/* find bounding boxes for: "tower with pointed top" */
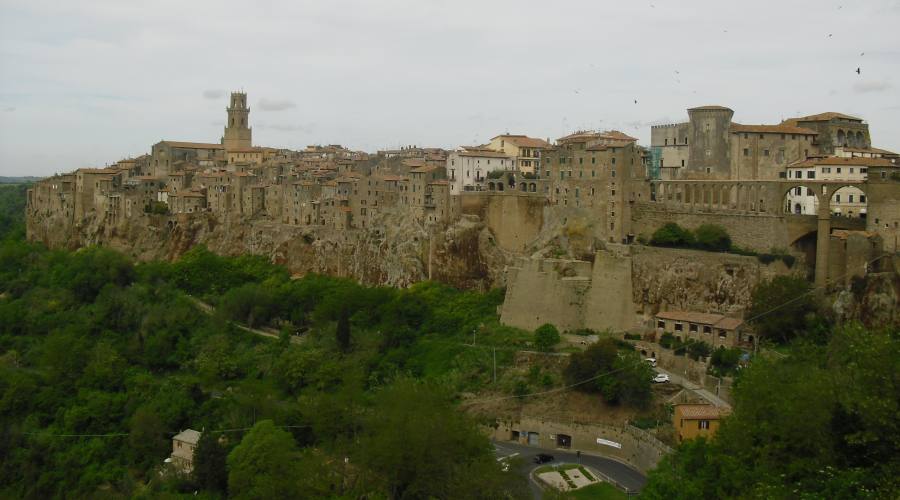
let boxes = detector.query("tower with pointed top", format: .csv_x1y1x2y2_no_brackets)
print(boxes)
223,91,252,151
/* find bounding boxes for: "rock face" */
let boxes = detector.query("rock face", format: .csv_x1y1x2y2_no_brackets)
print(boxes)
28,209,513,290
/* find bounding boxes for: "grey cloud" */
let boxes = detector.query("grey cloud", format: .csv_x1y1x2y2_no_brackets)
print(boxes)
853,81,892,93
258,98,296,111
3,107,15,112
203,89,225,99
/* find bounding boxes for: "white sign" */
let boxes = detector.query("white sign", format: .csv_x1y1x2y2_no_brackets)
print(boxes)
596,438,622,449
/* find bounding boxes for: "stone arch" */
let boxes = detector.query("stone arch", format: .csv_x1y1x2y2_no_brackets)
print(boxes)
519,182,527,191
828,184,868,218
782,183,823,215
856,131,865,148
837,129,846,147
497,182,505,191
488,182,496,191
529,182,537,192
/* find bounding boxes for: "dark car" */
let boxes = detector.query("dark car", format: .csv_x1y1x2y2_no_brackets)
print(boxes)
533,453,555,464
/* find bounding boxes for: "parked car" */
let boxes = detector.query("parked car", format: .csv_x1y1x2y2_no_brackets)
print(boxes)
652,373,670,383
644,357,657,367
533,453,555,464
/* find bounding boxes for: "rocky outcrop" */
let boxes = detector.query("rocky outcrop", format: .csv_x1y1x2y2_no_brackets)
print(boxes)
28,209,513,290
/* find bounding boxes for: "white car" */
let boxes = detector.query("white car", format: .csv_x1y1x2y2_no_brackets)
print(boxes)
652,373,670,383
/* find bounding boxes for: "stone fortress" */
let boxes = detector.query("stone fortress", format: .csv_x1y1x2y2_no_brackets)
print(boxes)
26,92,900,335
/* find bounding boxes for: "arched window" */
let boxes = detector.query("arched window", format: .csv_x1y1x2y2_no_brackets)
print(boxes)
837,129,846,147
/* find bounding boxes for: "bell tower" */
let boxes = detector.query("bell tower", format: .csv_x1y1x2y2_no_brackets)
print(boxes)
223,91,252,151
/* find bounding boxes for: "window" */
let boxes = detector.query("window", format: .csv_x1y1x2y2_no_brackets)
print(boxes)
806,171,815,179
579,157,583,165
665,138,668,145
807,188,814,196
759,134,764,139
780,134,785,140
743,133,748,139
795,187,802,196
682,160,685,167
674,323,684,332
703,325,712,334
612,157,616,165
860,168,867,174
860,195,866,203
835,194,841,202
743,148,749,156
699,420,710,430
837,168,842,173
795,171,802,179
657,320,665,329
689,323,698,333
849,167,855,174
849,195,854,203
764,149,770,157
591,157,596,164
684,137,688,144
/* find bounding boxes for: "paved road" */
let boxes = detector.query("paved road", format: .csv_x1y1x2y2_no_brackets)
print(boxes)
655,366,731,408
493,440,646,499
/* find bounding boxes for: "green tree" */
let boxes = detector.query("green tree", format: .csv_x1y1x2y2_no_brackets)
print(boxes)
193,431,228,494
748,275,817,344
128,406,169,469
336,308,351,353
356,378,524,499
693,224,732,252
533,323,560,352
227,420,300,499
650,222,695,248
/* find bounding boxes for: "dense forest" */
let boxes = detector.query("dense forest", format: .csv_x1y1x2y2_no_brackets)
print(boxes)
0,184,534,498
1,184,898,499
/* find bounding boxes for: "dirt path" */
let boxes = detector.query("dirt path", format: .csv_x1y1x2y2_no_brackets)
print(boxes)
186,295,303,344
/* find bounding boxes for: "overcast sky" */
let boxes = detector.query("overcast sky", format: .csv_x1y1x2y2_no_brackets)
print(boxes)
1,0,898,176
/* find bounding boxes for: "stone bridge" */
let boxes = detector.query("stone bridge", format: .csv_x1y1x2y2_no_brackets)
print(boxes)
649,179,869,286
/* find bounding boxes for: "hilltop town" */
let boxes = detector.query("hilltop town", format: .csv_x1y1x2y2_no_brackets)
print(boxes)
25,92,900,334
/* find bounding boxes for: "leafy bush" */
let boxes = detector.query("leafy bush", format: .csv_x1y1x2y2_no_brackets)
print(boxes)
659,332,676,349
623,333,641,341
748,275,818,344
533,323,560,352
564,339,652,407
650,223,695,248
710,346,742,375
694,224,732,252
687,340,712,360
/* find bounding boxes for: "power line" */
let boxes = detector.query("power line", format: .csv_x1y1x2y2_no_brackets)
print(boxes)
22,424,314,439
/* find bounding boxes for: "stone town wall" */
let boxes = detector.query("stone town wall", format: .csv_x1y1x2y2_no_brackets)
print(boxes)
631,202,790,252
501,245,791,333
488,416,673,473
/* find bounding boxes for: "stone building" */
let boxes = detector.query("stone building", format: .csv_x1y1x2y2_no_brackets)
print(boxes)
650,105,838,181
653,311,754,350
781,112,870,154
150,141,224,177
866,161,900,252
446,148,514,195
169,429,201,474
485,134,551,175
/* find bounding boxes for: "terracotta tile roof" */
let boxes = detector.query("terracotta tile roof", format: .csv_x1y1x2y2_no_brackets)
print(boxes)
558,130,637,144
676,404,724,420
786,112,863,123
656,311,745,330
688,105,733,112
457,150,512,159
228,147,263,153
492,135,552,149
839,146,897,155
656,310,725,325
173,429,201,445
161,141,224,150
730,123,818,135
789,156,895,168
428,179,450,185
77,168,114,174
410,165,441,173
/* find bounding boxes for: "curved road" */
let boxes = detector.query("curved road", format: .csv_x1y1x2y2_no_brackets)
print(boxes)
493,441,646,498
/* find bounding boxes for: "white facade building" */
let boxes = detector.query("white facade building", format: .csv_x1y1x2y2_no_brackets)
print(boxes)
784,157,883,218
446,148,514,195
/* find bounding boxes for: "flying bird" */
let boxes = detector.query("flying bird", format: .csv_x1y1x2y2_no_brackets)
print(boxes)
827,34,833,38
634,100,638,104
856,67,861,75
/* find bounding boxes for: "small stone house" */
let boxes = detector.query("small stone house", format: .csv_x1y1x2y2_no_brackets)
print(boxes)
654,311,756,350
673,404,727,442
170,429,201,474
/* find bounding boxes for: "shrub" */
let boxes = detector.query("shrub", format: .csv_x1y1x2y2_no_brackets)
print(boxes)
623,333,641,341
145,201,169,215
659,332,676,349
687,340,712,360
533,323,560,352
650,223,694,248
694,224,732,252
710,346,742,375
